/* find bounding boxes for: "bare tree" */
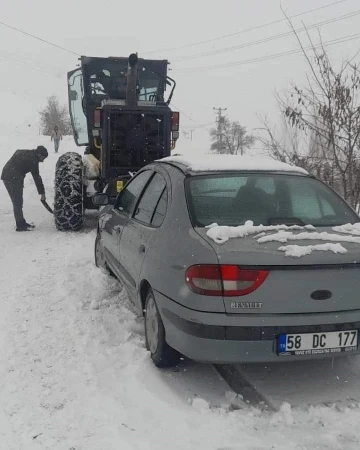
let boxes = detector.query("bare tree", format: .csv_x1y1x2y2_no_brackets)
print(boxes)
258,12,360,208
39,95,72,135
210,116,255,155
256,115,300,163
284,14,360,207
256,115,331,176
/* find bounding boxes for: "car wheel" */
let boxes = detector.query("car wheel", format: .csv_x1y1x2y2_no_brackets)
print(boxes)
95,233,114,276
145,289,179,368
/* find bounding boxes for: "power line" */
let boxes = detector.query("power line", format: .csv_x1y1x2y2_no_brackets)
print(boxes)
0,49,63,77
174,32,360,73
173,9,360,63
182,122,214,128
143,0,349,55
171,103,212,132
0,20,81,57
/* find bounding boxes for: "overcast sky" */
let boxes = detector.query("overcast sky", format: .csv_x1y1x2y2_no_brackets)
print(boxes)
1,0,359,153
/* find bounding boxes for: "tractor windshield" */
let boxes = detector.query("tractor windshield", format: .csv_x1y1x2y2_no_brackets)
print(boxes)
86,61,165,103
90,64,128,101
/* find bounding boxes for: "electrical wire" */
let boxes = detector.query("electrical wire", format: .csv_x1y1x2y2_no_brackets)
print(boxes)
181,122,215,128
0,20,209,131
0,50,63,77
173,9,360,62
0,20,81,57
143,0,350,55
171,103,212,131
174,32,360,73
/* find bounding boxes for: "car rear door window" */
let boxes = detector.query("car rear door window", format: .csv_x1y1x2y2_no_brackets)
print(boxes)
134,173,166,225
116,170,152,214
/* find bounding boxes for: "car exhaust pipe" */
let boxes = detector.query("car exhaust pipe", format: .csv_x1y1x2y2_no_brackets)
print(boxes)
126,53,139,108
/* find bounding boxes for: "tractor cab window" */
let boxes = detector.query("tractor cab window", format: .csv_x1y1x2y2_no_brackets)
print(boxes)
90,67,128,101
67,69,88,145
88,64,163,103
90,69,111,97
138,67,162,102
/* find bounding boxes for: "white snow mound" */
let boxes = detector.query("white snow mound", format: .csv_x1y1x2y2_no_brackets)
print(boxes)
278,243,347,258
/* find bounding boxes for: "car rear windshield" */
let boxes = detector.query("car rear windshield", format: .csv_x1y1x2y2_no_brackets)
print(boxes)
186,173,359,227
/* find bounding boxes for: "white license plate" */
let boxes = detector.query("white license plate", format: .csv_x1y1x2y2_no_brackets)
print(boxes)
277,330,358,356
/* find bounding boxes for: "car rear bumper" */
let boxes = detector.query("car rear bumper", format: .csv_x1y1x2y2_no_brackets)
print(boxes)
154,290,360,363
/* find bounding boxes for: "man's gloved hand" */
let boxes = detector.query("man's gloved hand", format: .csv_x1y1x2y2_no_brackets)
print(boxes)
41,194,46,202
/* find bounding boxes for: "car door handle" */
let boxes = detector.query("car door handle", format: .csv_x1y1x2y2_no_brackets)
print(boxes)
139,245,146,254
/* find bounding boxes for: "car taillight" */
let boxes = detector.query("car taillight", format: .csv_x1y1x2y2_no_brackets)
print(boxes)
171,112,179,131
185,265,268,297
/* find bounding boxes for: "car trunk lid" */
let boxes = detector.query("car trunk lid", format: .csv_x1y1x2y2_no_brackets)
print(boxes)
195,226,360,314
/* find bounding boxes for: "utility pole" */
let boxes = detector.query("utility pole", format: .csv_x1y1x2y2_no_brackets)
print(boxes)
213,107,227,152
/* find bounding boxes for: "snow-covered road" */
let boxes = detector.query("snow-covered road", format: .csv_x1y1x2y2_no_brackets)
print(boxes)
2,135,360,449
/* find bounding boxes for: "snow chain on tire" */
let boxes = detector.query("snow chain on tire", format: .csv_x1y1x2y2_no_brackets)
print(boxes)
54,152,84,231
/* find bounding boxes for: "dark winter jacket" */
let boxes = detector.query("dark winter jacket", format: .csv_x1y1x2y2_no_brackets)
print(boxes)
1,150,45,195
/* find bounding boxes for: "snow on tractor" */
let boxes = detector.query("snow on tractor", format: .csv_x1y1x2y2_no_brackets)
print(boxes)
54,53,179,231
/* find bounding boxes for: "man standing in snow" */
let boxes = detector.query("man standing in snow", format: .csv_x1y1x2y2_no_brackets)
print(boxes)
1,146,48,231
51,125,62,153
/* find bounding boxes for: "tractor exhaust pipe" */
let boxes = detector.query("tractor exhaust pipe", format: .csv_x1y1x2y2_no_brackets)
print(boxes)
126,53,139,107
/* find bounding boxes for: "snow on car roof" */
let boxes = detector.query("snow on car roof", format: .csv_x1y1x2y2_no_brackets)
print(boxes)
159,154,308,174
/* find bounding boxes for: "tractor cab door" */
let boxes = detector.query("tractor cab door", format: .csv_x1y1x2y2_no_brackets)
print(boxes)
67,68,89,146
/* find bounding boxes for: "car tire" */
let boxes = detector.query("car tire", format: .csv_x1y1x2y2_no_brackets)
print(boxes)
95,233,114,276
145,289,179,368
54,152,84,231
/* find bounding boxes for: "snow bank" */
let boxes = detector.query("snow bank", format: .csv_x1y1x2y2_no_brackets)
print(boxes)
160,154,308,174
191,397,211,413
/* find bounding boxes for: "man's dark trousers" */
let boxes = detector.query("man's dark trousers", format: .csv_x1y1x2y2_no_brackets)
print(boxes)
3,180,26,228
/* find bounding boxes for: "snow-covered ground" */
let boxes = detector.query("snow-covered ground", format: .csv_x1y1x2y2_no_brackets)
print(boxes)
2,135,360,449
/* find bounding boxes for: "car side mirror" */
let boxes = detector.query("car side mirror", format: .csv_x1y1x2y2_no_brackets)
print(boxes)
93,193,109,206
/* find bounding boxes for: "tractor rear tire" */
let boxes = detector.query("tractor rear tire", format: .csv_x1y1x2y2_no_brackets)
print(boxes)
54,152,84,231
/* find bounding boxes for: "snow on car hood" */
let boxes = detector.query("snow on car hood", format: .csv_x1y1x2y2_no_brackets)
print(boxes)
197,221,360,264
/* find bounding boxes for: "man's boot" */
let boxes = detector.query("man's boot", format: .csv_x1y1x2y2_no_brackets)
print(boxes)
16,225,30,232
16,220,34,231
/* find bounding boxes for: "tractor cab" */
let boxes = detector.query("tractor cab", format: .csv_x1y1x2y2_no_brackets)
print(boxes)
67,54,179,191
54,53,179,232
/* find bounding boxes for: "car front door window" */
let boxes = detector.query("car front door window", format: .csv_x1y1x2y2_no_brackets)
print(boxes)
116,171,152,214
133,173,167,225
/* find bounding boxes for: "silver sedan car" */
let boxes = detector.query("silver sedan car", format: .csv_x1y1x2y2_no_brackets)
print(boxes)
94,155,360,367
